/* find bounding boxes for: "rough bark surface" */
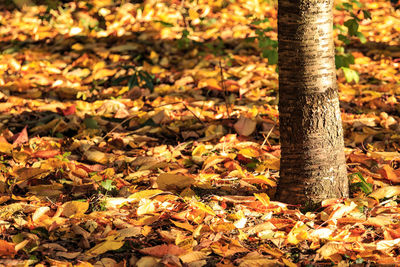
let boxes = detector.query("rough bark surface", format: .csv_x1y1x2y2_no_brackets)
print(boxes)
276,0,349,204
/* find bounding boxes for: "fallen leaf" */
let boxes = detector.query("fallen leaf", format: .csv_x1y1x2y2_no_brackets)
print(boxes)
157,173,194,191
12,126,28,146
140,244,186,258
369,186,400,200
85,237,125,259
62,201,89,217
234,116,257,136
0,240,16,257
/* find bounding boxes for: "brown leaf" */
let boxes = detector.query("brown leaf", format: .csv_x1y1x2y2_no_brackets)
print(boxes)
234,116,257,136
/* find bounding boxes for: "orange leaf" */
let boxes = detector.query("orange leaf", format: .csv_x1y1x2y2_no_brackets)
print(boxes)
378,165,400,183
33,150,60,159
140,244,186,258
0,240,16,256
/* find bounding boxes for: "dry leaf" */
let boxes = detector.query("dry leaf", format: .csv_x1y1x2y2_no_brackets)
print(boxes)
140,244,186,258
234,116,257,136
62,201,89,217
157,173,194,191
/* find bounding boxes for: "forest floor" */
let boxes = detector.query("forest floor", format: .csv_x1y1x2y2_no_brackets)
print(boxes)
0,0,399,266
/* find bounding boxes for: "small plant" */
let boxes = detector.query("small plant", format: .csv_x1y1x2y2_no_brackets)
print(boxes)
349,172,373,195
247,18,278,65
100,179,116,192
113,66,154,92
335,0,371,83
55,152,71,162
178,29,191,50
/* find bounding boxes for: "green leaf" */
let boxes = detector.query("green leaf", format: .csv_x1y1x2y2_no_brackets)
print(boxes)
335,5,344,11
356,32,367,44
355,257,364,264
335,53,354,69
344,19,359,36
251,18,269,25
336,46,345,53
84,117,99,129
350,173,373,195
342,2,353,11
363,10,371,20
128,73,138,89
342,67,360,83
338,34,350,45
351,0,362,8
139,71,154,91
153,20,174,27
101,179,116,191
262,49,278,65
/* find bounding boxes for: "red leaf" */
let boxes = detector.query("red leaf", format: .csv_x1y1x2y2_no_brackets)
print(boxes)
57,105,76,116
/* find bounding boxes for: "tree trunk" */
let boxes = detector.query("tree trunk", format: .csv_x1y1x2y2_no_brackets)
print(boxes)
276,0,349,205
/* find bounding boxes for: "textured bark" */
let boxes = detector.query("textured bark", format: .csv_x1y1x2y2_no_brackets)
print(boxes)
276,0,349,205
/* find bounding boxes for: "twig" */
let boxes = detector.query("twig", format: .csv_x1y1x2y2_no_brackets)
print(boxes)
219,60,231,119
261,123,275,149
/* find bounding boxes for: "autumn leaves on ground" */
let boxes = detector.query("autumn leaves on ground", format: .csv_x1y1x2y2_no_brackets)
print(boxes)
0,0,399,265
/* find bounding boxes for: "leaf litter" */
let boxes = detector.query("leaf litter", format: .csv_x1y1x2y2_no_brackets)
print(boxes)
0,0,399,266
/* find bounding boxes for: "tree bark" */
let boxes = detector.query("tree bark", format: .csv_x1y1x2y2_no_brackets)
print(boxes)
276,0,349,205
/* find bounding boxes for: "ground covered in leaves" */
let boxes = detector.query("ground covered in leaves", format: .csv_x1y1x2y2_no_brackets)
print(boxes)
0,0,400,266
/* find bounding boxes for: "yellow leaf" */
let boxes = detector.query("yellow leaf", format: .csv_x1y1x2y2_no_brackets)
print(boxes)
189,8,199,20
287,221,308,245
62,201,89,218
202,124,225,141
32,206,50,222
262,158,280,170
192,145,206,156
254,193,270,206
128,189,164,202
171,220,194,232
85,237,124,259
282,258,297,267
93,68,117,80
192,201,216,216
137,199,156,216
74,262,93,267
157,173,194,191
369,186,400,200
84,150,113,164
179,251,207,264
239,147,260,158
253,175,277,187
13,167,50,183
0,142,12,154
198,78,221,90
71,43,84,51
